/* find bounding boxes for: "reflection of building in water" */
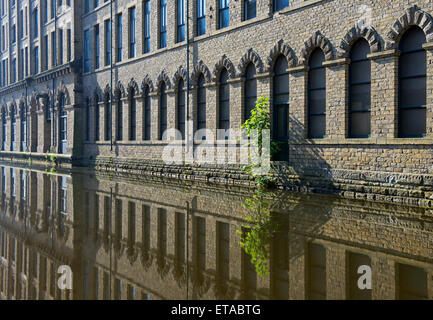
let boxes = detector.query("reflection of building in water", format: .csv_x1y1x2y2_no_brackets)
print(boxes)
0,165,432,300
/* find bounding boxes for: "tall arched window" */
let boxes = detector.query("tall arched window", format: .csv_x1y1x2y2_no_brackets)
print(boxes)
399,27,426,137
11,109,16,151
218,69,230,135
116,96,123,141
20,105,27,151
95,96,100,141
244,63,257,121
59,94,67,154
177,79,185,140
143,85,151,140
159,82,167,140
349,39,371,138
129,90,136,141
105,95,111,141
273,55,289,160
2,110,6,151
197,74,206,138
308,48,326,139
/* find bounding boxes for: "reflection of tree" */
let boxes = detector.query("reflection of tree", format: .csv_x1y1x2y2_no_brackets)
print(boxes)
238,188,278,276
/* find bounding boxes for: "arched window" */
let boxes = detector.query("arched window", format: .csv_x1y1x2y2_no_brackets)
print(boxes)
177,79,185,140
2,110,6,151
399,27,426,137
104,95,111,141
129,91,136,141
197,74,206,138
59,94,67,154
273,55,289,160
94,96,100,141
218,69,230,135
244,63,257,121
159,82,167,140
20,105,27,151
143,85,151,140
11,109,16,151
85,99,90,141
349,39,371,138
116,96,123,141
308,48,326,139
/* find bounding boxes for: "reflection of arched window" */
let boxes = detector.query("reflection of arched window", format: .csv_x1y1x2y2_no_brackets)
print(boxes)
59,94,67,153
218,69,230,132
129,90,136,141
197,74,206,136
177,79,185,140
116,96,123,141
272,55,289,161
85,99,90,141
104,95,111,141
349,39,371,138
159,83,167,140
143,86,151,140
94,96,100,141
308,48,326,139
399,27,426,138
244,63,257,121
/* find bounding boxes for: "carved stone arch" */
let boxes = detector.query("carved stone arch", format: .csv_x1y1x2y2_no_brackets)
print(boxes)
339,25,382,57
56,82,71,106
172,66,188,88
1,104,8,117
190,60,212,86
300,31,335,65
93,87,103,104
9,101,17,116
127,78,139,98
156,70,172,92
238,48,264,75
266,40,297,71
386,5,433,49
114,81,125,99
141,74,155,94
103,84,111,101
213,54,236,80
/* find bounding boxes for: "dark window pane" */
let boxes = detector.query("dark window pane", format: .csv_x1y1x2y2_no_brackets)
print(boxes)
399,27,426,52
350,84,371,111
350,60,371,84
400,51,426,77
400,77,426,107
309,89,326,114
309,115,326,138
399,108,426,137
350,112,371,138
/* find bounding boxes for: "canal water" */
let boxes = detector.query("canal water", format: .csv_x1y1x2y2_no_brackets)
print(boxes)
0,162,431,300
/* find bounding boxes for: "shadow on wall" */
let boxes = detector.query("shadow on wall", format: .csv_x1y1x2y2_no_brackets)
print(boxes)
271,115,334,193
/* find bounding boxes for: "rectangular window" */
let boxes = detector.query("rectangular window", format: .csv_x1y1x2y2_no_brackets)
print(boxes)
218,0,229,29
244,0,256,21
274,0,289,12
196,0,205,36
34,47,39,74
33,9,38,38
159,0,167,48
19,48,24,80
176,0,185,42
25,47,28,76
94,25,99,69
116,14,122,62
347,252,371,300
67,29,71,62
59,29,63,65
11,24,16,43
398,264,428,299
129,7,136,58
143,0,150,53
12,58,16,83
307,243,326,300
19,10,23,38
104,20,111,66
43,35,48,70
44,0,48,22
51,31,56,67
51,0,55,18
84,0,90,13
84,29,90,72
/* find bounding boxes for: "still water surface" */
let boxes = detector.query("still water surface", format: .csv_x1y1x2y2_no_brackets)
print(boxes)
0,163,432,300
